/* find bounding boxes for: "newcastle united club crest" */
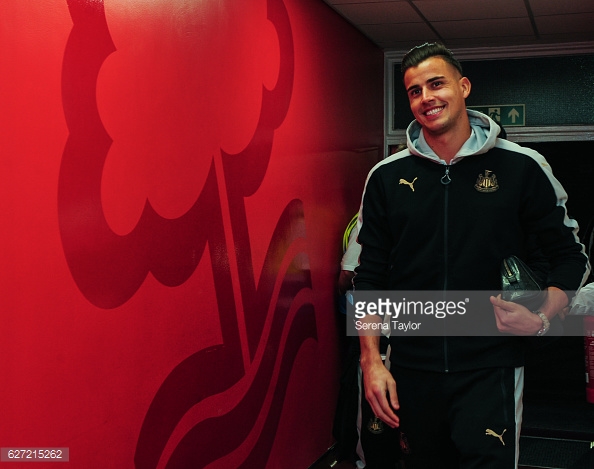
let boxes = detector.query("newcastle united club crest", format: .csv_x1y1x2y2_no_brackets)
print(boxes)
475,170,499,192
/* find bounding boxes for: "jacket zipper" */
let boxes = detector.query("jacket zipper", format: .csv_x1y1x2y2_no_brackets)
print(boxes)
441,164,451,372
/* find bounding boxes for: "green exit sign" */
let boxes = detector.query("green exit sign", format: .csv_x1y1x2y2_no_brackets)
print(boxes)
468,104,525,127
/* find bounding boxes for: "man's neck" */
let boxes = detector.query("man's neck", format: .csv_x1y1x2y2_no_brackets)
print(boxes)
423,111,472,164
424,125,472,164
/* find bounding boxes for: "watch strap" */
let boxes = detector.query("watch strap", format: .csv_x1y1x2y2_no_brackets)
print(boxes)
533,310,550,336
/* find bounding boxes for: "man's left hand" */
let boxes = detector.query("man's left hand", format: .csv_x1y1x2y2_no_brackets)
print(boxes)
490,294,542,335
491,287,568,335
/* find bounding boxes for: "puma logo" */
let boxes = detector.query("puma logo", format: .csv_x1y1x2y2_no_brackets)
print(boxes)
399,177,417,192
485,428,506,446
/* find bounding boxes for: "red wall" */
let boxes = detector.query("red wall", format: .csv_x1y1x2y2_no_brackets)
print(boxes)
0,0,383,467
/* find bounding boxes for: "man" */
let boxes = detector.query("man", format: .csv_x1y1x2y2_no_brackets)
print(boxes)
354,43,589,468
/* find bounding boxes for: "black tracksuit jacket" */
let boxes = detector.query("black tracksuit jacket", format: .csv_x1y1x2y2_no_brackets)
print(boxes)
354,111,590,372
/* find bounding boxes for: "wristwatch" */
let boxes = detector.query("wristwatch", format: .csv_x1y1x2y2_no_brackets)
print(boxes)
532,310,550,336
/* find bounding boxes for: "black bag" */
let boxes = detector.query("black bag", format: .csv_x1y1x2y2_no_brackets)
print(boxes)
501,255,546,311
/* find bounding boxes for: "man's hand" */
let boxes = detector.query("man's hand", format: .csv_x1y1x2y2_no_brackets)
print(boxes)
490,295,541,335
359,336,399,428
491,286,568,335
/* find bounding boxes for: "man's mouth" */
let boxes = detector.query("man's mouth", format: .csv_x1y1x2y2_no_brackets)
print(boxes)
425,106,445,116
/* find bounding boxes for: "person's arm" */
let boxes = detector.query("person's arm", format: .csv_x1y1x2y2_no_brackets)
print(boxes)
338,224,360,295
359,335,400,428
353,171,392,292
491,151,589,335
526,151,590,293
353,167,400,423
338,270,355,296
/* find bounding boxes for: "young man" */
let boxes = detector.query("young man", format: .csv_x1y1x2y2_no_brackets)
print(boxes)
354,43,590,468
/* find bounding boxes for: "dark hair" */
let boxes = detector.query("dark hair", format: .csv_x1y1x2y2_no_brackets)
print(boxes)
401,42,463,77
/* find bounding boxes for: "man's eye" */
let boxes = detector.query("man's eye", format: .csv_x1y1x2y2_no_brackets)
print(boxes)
432,81,443,87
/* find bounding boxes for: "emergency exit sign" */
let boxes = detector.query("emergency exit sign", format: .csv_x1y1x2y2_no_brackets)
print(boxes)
468,104,525,127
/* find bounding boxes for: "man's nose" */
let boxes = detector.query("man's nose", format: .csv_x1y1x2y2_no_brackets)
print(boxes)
421,87,433,101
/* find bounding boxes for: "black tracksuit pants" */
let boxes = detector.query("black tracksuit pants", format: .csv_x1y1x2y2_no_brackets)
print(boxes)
390,365,522,469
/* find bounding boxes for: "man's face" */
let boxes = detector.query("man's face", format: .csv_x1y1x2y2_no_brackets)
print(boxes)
403,56,470,137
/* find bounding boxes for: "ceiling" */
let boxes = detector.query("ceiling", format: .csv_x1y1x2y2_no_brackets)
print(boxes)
322,0,594,53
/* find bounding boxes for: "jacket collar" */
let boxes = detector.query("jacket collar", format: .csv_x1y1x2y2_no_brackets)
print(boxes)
406,109,501,164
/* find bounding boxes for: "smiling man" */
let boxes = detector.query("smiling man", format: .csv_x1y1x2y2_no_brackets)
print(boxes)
353,43,590,468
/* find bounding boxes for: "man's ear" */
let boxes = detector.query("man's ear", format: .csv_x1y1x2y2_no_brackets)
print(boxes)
460,77,471,98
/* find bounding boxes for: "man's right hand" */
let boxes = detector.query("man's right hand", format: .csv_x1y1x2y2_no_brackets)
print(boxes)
359,336,400,428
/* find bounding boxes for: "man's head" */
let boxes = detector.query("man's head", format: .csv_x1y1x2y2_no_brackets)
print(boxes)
401,42,463,77
401,42,471,142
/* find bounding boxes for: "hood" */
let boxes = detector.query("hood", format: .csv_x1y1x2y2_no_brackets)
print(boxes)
406,109,501,164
